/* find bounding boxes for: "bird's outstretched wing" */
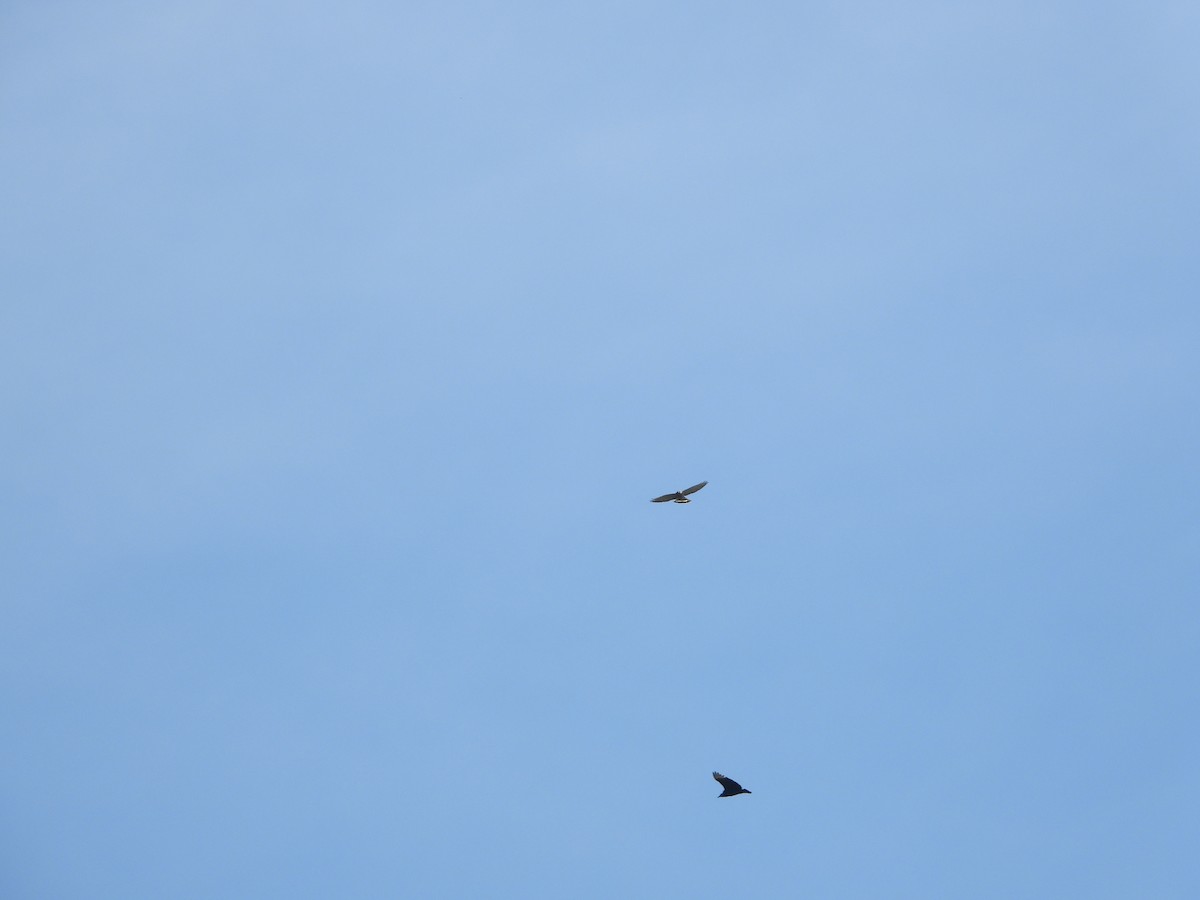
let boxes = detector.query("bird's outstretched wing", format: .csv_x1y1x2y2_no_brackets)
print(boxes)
713,772,744,794
651,492,681,503
681,481,708,496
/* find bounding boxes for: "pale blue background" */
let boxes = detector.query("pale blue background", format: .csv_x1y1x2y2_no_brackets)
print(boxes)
3,2,1198,897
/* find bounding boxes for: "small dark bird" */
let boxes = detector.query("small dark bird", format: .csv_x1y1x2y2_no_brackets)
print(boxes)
713,772,751,797
651,481,708,504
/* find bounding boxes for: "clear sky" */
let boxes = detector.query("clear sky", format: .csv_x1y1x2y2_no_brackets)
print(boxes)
3,2,1198,897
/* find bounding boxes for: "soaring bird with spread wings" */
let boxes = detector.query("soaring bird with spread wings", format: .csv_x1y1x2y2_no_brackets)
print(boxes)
712,772,751,797
651,481,708,504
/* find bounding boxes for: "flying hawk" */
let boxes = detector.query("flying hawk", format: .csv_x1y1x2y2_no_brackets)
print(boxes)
713,772,751,797
651,481,708,503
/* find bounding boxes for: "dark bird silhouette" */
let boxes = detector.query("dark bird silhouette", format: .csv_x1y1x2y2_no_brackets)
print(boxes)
651,481,708,504
713,772,751,797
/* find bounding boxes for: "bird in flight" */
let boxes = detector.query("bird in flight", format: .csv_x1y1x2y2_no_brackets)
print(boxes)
713,772,751,797
651,481,708,503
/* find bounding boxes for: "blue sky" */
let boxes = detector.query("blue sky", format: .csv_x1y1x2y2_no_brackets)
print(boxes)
3,1,1198,897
